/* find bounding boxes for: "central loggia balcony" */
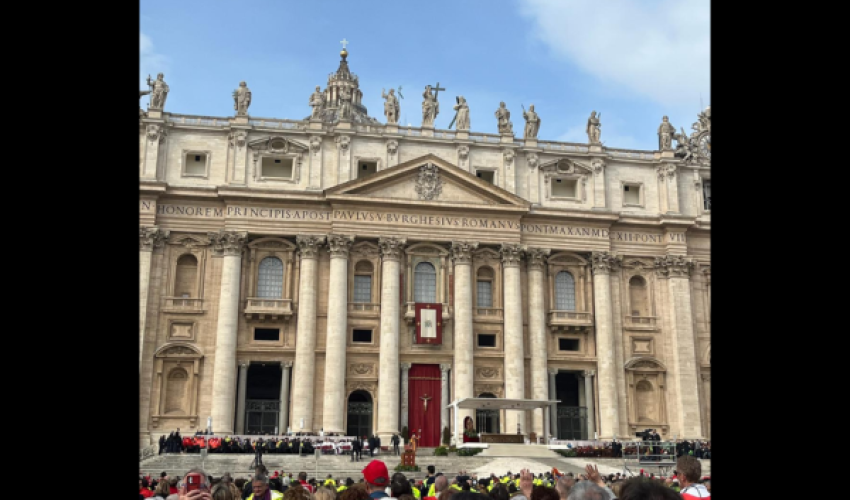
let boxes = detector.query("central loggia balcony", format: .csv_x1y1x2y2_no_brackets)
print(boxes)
243,298,294,321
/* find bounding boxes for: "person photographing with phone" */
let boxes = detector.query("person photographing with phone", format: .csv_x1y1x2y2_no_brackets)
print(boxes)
178,468,212,500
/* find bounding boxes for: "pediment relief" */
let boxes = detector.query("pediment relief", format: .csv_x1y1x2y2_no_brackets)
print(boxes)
247,136,309,155
406,242,449,256
168,234,211,248
473,248,501,262
155,342,203,359
625,357,666,372
547,251,589,266
325,154,530,209
623,258,654,269
351,241,379,257
248,237,296,251
539,158,592,178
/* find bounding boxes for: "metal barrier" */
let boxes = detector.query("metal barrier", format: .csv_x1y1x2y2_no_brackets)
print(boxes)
622,441,678,476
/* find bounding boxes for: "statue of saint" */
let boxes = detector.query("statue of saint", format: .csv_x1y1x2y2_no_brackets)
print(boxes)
146,73,169,110
523,104,540,139
586,111,601,144
422,85,439,127
658,116,675,150
233,81,252,116
453,96,470,130
339,87,352,120
495,102,513,135
382,88,400,124
309,86,325,119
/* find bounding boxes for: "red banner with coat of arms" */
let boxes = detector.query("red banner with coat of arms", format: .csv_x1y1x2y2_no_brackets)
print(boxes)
414,303,442,345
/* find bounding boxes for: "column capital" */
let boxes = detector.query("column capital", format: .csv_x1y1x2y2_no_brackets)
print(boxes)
400,362,412,371
451,240,479,265
238,360,250,368
378,236,407,261
209,230,248,257
327,234,355,259
583,369,596,378
296,234,326,259
140,226,169,252
591,251,621,275
654,254,694,279
440,363,452,373
282,360,293,369
526,247,551,271
500,243,526,268
547,367,559,376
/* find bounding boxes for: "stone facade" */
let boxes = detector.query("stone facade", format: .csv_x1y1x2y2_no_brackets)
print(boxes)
139,50,710,448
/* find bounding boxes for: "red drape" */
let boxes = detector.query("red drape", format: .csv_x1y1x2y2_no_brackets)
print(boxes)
408,364,441,447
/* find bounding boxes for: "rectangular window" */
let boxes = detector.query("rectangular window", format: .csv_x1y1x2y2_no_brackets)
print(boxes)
476,170,495,184
558,338,580,351
184,153,207,176
254,328,280,342
358,161,378,178
478,334,496,347
703,181,711,211
551,178,578,198
261,157,294,179
477,280,492,308
353,275,372,303
353,329,372,343
623,184,641,205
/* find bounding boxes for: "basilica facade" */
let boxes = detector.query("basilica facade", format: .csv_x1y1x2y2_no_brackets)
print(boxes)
138,48,711,448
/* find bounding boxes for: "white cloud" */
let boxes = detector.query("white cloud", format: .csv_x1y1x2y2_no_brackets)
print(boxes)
140,32,169,89
518,0,710,107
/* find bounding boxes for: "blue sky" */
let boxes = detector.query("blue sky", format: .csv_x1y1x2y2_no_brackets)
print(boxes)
141,0,709,151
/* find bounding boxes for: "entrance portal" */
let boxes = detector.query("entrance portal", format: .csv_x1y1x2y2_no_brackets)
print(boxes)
245,363,282,434
555,372,587,439
346,390,373,438
475,392,500,434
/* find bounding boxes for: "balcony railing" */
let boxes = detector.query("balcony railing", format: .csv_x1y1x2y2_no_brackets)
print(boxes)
243,298,294,320
474,307,503,321
547,310,593,326
162,297,205,314
348,302,380,316
624,315,659,329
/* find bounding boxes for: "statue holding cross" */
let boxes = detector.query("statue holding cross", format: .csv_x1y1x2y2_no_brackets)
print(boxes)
421,83,444,127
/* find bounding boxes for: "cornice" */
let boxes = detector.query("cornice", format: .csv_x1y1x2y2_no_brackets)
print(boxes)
139,181,168,194
324,194,529,214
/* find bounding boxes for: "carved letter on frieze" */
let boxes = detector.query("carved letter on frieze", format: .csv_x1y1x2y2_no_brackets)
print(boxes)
309,136,322,153
500,243,525,268
140,226,169,252
591,251,621,274
208,230,247,257
378,237,406,262
415,163,443,201
526,153,539,170
295,234,326,259
335,135,350,152
525,247,550,270
653,254,694,278
387,140,398,155
327,234,354,258
451,241,479,265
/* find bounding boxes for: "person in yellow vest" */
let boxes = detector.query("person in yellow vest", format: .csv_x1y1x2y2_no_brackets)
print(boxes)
323,474,336,488
246,473,283,500
533,473,543,486
337,478,353,493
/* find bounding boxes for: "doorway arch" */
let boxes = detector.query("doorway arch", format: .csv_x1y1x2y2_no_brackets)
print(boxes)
346,390,373,438
475,392,500,434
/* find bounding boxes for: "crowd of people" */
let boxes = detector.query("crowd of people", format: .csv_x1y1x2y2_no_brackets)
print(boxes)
140,455,710,499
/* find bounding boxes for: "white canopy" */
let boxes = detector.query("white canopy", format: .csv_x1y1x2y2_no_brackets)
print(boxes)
447,397,561,411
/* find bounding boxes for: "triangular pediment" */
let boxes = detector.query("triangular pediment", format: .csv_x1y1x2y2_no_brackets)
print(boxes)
247,135,308,154
325,154,530,210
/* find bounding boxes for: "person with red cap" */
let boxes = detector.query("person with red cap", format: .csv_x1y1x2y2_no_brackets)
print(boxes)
362,460,390,499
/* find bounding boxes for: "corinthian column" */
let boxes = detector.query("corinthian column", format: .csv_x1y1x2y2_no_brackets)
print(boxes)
526,248,550,437
139,226,168,371
322,235,354,433
209,230,248,434
591,251,620,439
291,234,326,432
655,254,703,438
377,236,406,442
501,243,526,433
451,240,478,443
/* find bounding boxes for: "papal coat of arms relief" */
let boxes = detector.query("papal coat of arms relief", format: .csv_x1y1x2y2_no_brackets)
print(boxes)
414,163,442,201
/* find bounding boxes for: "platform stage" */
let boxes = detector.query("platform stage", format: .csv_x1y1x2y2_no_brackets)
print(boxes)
480,434,525,444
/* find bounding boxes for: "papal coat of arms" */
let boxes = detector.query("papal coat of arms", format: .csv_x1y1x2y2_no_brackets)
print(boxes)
415,163,442,201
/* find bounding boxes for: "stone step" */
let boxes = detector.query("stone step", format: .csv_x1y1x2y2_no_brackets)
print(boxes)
478,444,563,459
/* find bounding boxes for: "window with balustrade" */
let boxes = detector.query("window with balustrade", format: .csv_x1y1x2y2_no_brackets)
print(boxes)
629,276,649,316
476,267,494,308
257,257,284,298
174,254,198,298
554,271,576,311
414,261,437,303
353,260,373,303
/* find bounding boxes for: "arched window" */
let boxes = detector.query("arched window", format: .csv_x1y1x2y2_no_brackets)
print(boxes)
353,260,373,303
629,276,648,316
257,257,284,298
554,271,576,311
477,267,494,308
414,262,437,303
174,254,198,297
165,368,188,415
